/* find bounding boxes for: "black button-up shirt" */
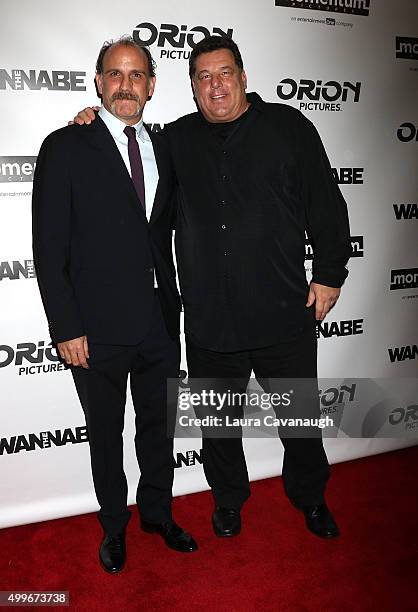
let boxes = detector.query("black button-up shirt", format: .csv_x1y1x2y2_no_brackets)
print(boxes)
166,93,351,352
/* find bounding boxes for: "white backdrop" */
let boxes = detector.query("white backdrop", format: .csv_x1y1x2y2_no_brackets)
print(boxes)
0,0,417,529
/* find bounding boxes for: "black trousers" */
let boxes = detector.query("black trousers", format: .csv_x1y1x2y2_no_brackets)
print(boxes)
186,324,330,510
72,294,179,535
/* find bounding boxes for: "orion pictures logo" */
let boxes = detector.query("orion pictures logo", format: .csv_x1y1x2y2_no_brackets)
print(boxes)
133,23,233,60
319,382,356,417
277,78,361,111
0,157,37,182
0,341,68,376
389,405,418,430
397,123,418,143
396,37,418,61
0,260,36,281
305,236,363,259
274,0,370,16
0,426,88,455
0,70,86,91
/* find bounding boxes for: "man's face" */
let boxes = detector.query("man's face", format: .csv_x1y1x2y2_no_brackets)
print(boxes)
191,48,248,123
95,44,156,125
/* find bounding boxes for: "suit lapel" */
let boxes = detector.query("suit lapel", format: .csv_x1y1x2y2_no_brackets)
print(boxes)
145,124,168,227
86,114,147,222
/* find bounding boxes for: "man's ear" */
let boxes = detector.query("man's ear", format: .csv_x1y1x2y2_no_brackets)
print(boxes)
95,73,103,96
147,75,156,100
241,70,248,90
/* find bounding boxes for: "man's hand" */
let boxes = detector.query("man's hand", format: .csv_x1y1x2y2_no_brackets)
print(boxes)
68,106,99,126
57,335,89,368
306,282,340,321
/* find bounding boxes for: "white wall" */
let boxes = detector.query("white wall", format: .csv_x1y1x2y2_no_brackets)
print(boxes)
0,0,417,528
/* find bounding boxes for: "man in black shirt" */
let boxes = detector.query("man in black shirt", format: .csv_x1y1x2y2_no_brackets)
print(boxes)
73,35,351,540
166,36,351,540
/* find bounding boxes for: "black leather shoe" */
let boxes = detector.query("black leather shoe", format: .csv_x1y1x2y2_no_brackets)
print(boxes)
141,520,198,552
212,507,241,537
99,530,126,573
299,504,340,538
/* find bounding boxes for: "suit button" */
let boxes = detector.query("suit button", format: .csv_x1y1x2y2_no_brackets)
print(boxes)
148,267,154,273
222,175,228,181
219,200,226,205
221,224,226,230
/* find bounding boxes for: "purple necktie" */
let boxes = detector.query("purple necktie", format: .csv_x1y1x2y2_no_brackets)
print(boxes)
124,126,146,211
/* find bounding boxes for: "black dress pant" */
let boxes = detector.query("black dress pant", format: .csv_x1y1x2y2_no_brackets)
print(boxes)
186,323,330,510
72,294,179,535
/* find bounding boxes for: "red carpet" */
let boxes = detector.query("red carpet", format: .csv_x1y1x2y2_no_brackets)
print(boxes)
1,446,418,611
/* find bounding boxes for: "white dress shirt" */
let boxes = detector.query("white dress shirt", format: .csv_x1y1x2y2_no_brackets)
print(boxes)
98,105,158,222
99,106,159,286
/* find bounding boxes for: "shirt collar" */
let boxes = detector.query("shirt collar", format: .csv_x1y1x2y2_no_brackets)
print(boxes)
245,92,265,111
98,105,148,141
196,91,265,125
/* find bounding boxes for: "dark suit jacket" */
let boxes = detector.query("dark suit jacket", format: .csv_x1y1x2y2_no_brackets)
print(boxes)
32,114,180,345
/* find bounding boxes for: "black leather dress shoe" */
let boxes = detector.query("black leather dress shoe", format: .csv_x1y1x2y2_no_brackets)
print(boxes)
141,520,198,552
99,530,126,573
212,507,241,537
299,503,340,538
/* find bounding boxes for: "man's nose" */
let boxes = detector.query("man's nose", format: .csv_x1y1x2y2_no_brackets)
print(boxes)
210,75,222,89
120,74,132,90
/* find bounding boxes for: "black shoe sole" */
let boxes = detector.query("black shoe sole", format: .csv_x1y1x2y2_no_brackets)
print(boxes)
306,526,340,539
99,554,125,574
212,521,241,538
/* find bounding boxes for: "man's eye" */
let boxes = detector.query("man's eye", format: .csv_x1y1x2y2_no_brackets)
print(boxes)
200,74,210,80
110,71,119,77
133,73,143,78
222,70,232,76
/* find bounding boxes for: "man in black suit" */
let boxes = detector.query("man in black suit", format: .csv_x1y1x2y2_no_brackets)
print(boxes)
32,37,197,574
73,36,351,542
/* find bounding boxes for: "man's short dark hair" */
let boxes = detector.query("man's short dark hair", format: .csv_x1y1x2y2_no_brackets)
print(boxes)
188,35,244,79
96,36,156,77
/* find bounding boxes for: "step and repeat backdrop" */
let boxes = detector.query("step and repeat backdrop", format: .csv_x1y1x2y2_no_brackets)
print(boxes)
1,0,417,528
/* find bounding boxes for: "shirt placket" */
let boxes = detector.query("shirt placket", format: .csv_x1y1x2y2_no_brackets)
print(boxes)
218,144,231,305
